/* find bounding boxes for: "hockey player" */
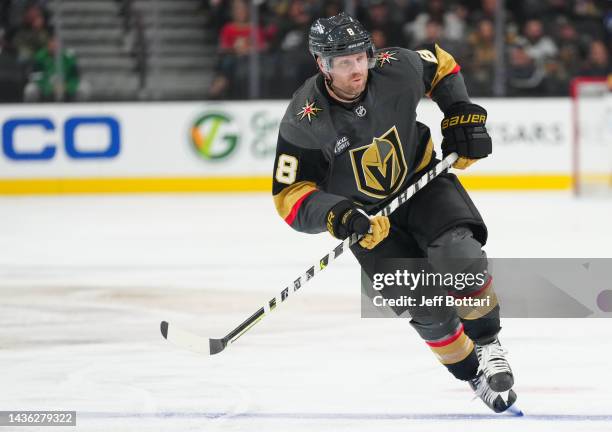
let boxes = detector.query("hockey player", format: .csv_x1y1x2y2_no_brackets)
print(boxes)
272,12,516,413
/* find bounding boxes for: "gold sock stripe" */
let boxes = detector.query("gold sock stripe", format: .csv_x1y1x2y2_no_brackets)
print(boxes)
455,280,499,320
429,331,474,365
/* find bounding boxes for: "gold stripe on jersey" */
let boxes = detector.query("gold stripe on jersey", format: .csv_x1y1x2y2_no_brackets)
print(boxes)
427,44,459,96
273,181,317,220
414,138,434,173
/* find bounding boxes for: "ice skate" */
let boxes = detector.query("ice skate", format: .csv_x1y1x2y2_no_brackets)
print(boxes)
476,338,514,392
469,372,519,414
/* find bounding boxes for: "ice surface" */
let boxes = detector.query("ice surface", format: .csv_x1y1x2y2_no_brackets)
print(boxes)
1,192,611,431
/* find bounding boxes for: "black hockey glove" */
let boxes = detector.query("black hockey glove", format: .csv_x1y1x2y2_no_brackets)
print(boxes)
326,200,390,249
326,200,370,240
441,103,492,170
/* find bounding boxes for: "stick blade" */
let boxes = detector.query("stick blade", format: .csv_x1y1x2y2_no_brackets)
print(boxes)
209,338,227,355
160,321,169,338
160,320,213,355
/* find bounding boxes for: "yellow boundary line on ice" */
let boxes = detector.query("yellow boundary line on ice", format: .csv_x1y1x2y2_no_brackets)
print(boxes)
0,175,572,195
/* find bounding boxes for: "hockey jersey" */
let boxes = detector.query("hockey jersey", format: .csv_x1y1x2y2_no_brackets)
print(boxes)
272,44,471,234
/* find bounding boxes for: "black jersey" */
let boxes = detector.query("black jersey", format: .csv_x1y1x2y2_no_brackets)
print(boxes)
272,44,471,234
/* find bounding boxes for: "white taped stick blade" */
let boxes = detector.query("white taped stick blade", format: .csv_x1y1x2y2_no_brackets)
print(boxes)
160,321,211,355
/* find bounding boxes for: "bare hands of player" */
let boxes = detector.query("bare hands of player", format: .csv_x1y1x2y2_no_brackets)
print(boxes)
359,216,390,249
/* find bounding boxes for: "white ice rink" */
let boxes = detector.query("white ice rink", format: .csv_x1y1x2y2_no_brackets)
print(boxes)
1,191,612,431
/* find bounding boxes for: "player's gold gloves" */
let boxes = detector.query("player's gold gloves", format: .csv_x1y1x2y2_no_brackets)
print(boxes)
327,201,390,250
358,215,390,249
441,103,492,170
453,157,478,170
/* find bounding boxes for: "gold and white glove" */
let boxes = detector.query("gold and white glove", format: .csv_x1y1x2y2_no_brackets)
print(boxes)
359,215,390,249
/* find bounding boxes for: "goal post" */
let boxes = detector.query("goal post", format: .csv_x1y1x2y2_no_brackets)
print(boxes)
571,76,612,196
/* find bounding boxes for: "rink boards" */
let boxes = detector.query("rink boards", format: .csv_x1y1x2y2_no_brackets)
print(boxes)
0,99,573,193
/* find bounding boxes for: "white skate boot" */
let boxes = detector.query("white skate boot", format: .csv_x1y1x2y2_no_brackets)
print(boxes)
476,338,514,392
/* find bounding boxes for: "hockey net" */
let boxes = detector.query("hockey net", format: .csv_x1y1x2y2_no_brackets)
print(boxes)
571,76,612,196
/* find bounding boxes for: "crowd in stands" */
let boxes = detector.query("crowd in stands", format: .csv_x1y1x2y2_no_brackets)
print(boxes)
1,0,609,102
205,0,611,99
0,0,85,102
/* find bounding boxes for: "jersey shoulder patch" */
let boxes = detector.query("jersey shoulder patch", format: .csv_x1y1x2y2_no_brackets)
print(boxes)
373,47,422,77
280,75,334,151
374,47,401,68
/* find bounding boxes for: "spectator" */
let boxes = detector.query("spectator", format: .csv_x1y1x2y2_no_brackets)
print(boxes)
465,19,496,96
370,29,388,50
208,0,270,99
518,19,558,60
469,0,499,25
323,0,341,17
479,0,497,18
412,19,466,61
273,0,311,52
404,0,465,44
398,0,425,22
23,35,87,102
469,0,520,42
545,17,583,93
200,0,610,98
546,0,574,20
273,0,317,97
573,0,606,40
574,0,603,16
554,17,583,68
519,0,551,22
507,41,547,96
360,0,405,47
0,31,25,102
12,3,50,64
202,0,232,35
219,0,267,55
3,0,41,33
579,40,610,76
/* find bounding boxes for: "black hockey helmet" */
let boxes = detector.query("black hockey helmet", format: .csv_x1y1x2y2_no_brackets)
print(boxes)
308,12,376,71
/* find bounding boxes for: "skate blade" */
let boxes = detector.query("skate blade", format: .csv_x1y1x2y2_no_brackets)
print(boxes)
505,403,524,417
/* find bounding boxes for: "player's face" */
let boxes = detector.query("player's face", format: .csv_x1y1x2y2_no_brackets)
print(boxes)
327,51,369,99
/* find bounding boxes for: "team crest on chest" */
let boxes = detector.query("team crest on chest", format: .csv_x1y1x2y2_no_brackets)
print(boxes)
349,126,407,199
376,50,398,67
297,98,322,123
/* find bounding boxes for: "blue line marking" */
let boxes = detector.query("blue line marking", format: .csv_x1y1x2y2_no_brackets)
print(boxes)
78,412,612,422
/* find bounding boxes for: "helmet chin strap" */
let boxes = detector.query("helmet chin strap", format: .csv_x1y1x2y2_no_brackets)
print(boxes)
323,73,335,93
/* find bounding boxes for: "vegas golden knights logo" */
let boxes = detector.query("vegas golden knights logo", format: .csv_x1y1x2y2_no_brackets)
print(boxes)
349,126,407,198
